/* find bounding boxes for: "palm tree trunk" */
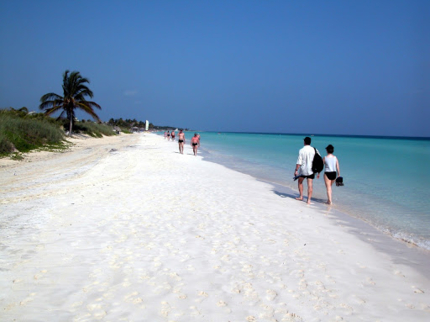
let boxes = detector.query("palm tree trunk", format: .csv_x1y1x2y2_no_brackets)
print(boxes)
69,114,73,136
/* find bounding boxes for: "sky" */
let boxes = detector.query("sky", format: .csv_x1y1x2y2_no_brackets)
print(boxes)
0,0,429,137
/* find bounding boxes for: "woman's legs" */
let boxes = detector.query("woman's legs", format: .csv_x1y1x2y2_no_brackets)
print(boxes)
324,174,333,205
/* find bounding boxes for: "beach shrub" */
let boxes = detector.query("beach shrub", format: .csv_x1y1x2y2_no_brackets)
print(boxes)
0,112,64,155
120,128,132,134
72,121,116,137
0,135,13,154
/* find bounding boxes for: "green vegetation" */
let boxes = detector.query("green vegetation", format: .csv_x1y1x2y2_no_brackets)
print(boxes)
107,118,185,132
0,108,117,158
0,108,64,156
108,118,149,129
72,121,117,138
40,70,102,136
1,70,180,160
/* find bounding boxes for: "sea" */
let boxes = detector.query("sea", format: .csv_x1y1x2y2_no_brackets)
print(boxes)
171,131,430,251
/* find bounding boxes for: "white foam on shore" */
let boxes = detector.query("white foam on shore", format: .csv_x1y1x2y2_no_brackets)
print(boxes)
1,133,429,321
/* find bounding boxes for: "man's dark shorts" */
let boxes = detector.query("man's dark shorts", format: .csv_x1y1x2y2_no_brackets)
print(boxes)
302,174,315,179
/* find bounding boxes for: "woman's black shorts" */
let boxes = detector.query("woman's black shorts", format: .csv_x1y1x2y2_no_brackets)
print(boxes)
325,172,337,180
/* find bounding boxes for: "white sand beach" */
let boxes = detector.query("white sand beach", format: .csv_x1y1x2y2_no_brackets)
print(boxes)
1,133,429,322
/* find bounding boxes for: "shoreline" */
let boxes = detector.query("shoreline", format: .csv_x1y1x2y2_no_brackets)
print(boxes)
193,133,430,252
201,154,430,268
1,133,429,321
259,180,430,277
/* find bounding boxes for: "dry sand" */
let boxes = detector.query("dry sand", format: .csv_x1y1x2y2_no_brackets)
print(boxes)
1,133,429,321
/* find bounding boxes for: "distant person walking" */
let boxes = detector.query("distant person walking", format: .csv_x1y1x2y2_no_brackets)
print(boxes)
171,130,175,141
317,144,340,205
294,137,319,204
178,129,185,154
167,131,170,141
164,131,167,139
191,133,199,156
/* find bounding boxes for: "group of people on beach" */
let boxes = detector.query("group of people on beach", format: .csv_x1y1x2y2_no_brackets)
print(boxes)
164,130,200,156
294,136,341,205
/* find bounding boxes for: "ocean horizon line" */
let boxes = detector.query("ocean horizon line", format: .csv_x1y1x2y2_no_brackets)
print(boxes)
194,131,430,141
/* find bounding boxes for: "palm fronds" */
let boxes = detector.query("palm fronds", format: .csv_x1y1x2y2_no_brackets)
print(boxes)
40,70,102,135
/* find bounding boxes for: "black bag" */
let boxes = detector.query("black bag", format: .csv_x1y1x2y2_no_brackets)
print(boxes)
312,148,324,173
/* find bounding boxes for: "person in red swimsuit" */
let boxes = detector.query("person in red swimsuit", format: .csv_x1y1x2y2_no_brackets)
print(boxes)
178,130,185,154
191,133,199,156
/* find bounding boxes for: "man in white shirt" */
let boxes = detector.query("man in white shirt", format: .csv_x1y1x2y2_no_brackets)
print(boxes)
294,137,316,204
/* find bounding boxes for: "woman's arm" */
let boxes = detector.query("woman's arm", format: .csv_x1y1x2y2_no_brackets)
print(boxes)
336,158,340,176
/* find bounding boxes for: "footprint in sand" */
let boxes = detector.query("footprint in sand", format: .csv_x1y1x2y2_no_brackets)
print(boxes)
133,297,143,304
351,295,366,304
92,309,107,319
124,291,139,302
34,269,48,280
217,300,231,313
394,270,405,277
169,272,182,281
71,301,83,308
260,304,275,319
87,303,102,312
160,301,171,318
190,306,201,317
266,289,277,301
220,254,230,262
198,291,209,297
187,264,195,271
299,279,308,290
242,264,253,273
36,244,44,251
412,286,424,294
122,278,132,287
364,277,376,286
20,293,36,306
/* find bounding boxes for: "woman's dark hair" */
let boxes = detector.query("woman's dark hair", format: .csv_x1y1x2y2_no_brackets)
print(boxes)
326,144,334,154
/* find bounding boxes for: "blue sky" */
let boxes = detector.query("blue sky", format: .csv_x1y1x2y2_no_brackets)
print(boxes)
0,0,429,137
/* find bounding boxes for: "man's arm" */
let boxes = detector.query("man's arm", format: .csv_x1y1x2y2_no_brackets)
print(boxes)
294,151,303,175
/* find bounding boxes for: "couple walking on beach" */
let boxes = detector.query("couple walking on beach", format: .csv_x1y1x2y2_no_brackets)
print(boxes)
294,137,341,205
177,130,200,156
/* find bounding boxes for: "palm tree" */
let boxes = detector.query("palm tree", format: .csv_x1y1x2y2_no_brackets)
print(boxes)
40,70,101,136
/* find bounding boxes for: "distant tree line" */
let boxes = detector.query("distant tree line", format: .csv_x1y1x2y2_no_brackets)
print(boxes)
107,118,185,131
107,118,150,129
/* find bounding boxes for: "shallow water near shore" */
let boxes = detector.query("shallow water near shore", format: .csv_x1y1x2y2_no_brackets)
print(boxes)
174,131,430,250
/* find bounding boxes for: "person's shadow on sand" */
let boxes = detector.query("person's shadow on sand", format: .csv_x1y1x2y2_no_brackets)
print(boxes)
273,189,328,205
272,190,296,199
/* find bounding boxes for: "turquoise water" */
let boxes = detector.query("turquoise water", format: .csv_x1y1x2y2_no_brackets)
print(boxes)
181,132,430,250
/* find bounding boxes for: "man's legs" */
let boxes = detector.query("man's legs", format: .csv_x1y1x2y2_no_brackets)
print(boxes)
306,178,313,204
296,177,305,201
